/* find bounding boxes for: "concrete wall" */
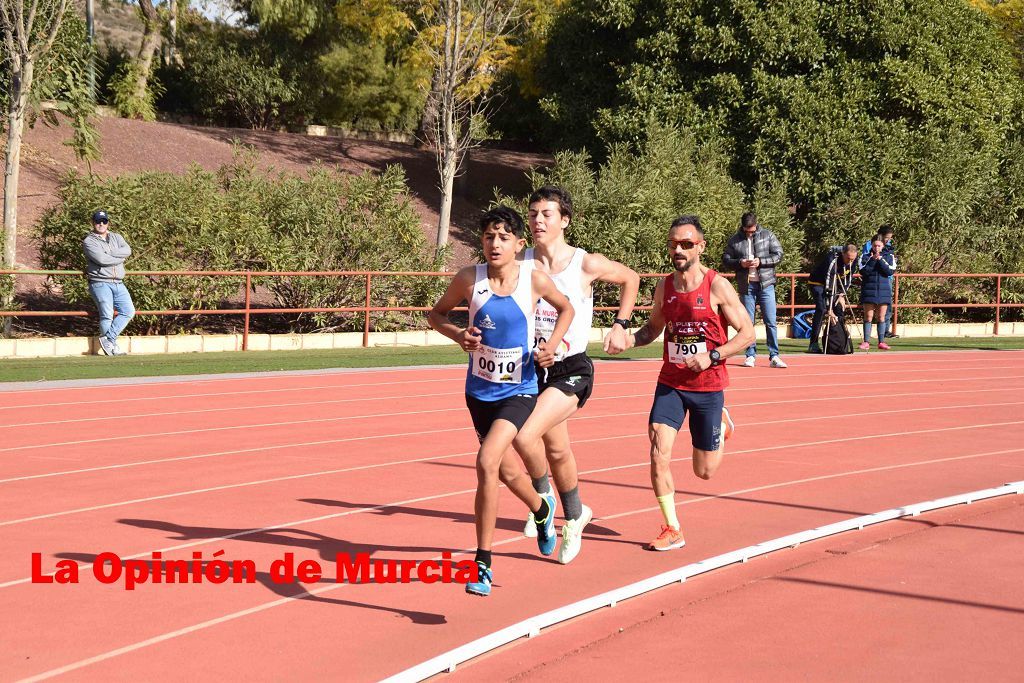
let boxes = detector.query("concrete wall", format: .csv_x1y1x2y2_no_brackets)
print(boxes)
2,322,1023,359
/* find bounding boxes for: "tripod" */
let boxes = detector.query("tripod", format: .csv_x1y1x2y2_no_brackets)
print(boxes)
820,268,859,355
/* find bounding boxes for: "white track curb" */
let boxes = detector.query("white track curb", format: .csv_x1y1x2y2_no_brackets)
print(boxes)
385,480,1024,682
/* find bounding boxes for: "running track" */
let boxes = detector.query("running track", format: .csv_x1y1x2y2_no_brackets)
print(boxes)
2,350,1023,680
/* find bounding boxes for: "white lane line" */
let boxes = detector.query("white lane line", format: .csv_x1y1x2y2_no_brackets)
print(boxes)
3,363,1019,428
4,347,1013,397
389,480,1024,682
4,401,1024,528
5,385,1023,485
0,407,465,454
5,419,1024,588
13,449,1024,682
2,353,1019,410
5,370,1023,452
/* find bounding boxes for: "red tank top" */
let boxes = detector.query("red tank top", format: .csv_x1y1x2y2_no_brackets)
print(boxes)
658,270,730,391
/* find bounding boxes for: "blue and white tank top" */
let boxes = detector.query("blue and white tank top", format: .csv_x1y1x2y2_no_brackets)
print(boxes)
527,247,593,362
465,262,538,400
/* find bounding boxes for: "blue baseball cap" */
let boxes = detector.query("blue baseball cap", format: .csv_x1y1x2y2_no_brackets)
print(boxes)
92,210,109,223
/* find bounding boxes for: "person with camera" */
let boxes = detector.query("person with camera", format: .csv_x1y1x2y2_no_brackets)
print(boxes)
806,243,858,353
858,234,897,350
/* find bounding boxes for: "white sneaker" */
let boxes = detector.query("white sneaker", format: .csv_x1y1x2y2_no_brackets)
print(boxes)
769,355,788,368
524,511,538,538
743,356,756,368
97,336,114,356
558,505,593,565
111,342,127,356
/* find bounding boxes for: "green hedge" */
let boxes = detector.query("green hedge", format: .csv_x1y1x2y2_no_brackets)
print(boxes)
497,124,801,319
34,153,443,333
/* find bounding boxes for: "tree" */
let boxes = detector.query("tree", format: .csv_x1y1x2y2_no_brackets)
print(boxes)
126,0,161,119
536,0,1021,213
1,0,73,324
239,0,429,131
421,0,517,254
970,0,1024,68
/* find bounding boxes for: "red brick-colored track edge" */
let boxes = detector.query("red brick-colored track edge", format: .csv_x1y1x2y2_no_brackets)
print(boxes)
2,350,1023,681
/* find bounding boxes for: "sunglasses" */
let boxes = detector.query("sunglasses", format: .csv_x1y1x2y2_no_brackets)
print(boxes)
94,220,109,225
666,239,702,250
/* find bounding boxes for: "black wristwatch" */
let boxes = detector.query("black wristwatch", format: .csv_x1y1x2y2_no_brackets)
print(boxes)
709,349,722,366
613,317,631,330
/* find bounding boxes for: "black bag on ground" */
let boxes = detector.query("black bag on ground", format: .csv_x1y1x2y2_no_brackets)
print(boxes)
822,310,853,355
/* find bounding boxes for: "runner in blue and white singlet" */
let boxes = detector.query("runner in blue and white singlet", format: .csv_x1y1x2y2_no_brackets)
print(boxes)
465,260,538,401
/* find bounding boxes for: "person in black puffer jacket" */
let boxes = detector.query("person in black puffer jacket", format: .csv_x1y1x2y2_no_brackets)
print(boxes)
857,234,897,350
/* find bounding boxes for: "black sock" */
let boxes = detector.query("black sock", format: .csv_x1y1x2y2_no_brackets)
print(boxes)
534,497,551,525
474,549,492,569
560,486,583,521
532,473,551,495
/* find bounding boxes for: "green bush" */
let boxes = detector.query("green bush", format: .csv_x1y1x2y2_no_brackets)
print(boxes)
811,123,1024,322
34,152,443,334
158,19,295,129
497,124,800,318
110,59,164,121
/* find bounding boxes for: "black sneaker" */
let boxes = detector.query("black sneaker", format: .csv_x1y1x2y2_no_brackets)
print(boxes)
885,332,899,339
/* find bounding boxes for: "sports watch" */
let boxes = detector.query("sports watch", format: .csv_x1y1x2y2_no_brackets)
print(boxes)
613,317,631,330
709,349,722,366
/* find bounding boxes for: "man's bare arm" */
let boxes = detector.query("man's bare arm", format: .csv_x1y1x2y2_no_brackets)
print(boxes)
628,279,666,349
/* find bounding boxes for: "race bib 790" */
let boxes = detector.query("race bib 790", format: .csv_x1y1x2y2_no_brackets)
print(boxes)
668,332,707,364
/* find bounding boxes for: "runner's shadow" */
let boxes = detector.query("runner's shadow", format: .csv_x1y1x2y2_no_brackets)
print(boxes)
299,498,622,538
117,518,452,563
54,552,446,625
298,497,522,533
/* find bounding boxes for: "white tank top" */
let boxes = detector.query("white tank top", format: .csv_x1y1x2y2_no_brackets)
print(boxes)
527,247,593,361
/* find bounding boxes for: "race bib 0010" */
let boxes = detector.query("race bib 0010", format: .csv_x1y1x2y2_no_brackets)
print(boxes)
668,333,707,364
472,344,524,383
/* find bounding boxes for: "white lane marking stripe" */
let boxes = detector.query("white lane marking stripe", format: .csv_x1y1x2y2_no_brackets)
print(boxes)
4,401,1024,527
4,384,1022,485
5,370,1023,452
14,453,1024,681
4,419,1023,588
2,362,1019,428
1,353,1019,409
388,480,1024,682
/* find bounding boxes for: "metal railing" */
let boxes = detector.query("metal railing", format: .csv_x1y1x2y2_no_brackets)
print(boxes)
2,270,1022,349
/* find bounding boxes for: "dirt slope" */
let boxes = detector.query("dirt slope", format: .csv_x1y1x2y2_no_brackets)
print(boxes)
15,115,550,269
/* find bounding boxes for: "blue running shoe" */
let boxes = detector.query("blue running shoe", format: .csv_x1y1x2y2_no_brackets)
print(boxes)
536,492,558,556
465,562,492,596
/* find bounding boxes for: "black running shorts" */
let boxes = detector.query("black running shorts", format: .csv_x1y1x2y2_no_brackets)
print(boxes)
465,393,537,443
536,353,595,409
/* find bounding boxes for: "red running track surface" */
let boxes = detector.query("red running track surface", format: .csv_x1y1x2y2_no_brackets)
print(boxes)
1,350,1023,681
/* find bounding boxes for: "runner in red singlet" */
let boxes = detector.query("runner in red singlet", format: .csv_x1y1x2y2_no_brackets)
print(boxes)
621,214,755,551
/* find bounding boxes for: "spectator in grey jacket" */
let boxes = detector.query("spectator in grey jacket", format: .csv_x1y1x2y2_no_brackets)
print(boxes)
82,210,134,355
722,212,787,368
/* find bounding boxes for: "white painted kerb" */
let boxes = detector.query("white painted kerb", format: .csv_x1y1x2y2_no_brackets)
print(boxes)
384,480,1024,682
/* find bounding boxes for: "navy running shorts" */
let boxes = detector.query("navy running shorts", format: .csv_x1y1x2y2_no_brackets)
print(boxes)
536,353,595,409
465,393,537,443
648,383,725,451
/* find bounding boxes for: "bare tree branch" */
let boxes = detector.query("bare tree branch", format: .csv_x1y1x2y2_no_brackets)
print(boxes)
16,0,31,55
32,0,71,61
